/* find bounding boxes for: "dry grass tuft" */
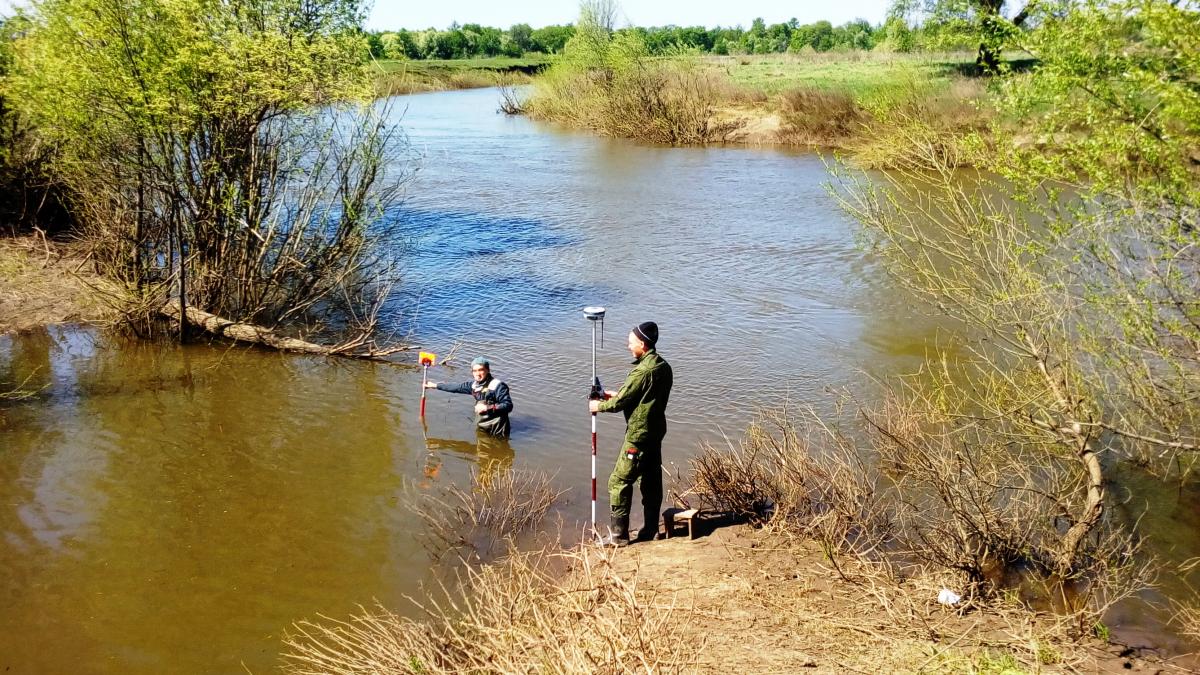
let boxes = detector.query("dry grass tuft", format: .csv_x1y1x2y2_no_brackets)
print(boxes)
280,546,696,675
691,406,895,569
1172,558,1200,642
777,86,867,144
0,235,120,333
415,468,565,564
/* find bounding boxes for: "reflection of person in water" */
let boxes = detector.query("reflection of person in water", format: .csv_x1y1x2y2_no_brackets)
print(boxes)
418,431,515,489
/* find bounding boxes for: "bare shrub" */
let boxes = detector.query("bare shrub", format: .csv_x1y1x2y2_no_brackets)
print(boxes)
497,83,527,115
692,394,1152,634
280,546,696,674
415,468,566,564
690,438,780,520
692,406,895,565
862,388,1153,631
778,87,866,143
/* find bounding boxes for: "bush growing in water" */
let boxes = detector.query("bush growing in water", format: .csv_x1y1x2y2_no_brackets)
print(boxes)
6,0,406,339
524,11,725,144
691,400,1150,631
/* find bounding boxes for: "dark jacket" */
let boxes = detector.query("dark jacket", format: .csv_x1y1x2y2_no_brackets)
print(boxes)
436,375,513,437
596,349,672,448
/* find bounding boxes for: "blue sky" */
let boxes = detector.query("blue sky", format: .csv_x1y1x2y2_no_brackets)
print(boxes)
367,1,896,31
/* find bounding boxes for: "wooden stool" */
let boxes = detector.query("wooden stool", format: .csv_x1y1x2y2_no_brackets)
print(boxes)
662,508,699,539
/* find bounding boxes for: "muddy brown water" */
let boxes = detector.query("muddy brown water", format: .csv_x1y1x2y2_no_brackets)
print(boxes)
1,88,1197,672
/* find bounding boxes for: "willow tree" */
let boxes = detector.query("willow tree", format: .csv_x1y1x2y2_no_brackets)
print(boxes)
7,0,406,343
836,0,1199,611
889,0,1042,70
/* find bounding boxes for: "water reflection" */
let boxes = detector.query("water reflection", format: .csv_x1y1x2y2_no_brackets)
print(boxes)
418,426,515,489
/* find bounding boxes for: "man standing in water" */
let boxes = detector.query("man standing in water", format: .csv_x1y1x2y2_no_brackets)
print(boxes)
589,321,673,546
425,357,513,438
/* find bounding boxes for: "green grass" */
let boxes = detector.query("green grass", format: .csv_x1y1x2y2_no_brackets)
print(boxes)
369,56,552,75
705,52,978,96
369,57,552,96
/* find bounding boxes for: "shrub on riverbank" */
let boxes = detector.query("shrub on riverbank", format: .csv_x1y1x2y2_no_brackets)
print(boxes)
523,10,727,145
6,0,407,345
280,411,1159,673
691,401,1150,632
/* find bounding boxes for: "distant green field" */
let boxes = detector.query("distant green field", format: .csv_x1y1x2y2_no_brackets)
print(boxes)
370,57,552,75
706,52,980,96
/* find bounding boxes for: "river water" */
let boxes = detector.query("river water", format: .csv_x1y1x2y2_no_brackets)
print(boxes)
1,87,1196,672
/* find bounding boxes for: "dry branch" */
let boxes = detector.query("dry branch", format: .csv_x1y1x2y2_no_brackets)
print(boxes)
159,300,414,360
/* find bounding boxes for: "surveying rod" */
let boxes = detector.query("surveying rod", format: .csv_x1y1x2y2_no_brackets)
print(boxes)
583,306,606,538
419,352,437,418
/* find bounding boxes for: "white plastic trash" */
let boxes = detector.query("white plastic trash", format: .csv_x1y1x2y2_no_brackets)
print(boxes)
937,588,962,606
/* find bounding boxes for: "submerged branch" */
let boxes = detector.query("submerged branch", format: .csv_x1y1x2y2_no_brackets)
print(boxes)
159,300,415,360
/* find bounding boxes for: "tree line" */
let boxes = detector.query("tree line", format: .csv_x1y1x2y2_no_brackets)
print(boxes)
363,6,1016,62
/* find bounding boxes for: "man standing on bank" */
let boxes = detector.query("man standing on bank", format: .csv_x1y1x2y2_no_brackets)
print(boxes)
425,356,513,438
589,321,673,546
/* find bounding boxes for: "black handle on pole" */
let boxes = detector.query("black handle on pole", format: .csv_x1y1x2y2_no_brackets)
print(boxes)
588,376,605,401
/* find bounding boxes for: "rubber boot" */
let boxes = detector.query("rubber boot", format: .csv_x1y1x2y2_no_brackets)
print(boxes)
601,514,630,547
633,510,660,542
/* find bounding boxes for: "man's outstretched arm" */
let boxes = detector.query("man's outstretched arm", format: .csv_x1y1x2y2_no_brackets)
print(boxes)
434,381,473,395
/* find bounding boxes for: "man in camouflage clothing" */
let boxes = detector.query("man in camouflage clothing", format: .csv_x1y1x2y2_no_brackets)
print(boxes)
589,321,673,546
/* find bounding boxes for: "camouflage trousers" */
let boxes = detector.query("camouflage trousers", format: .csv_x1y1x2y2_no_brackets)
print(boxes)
607,441,662,522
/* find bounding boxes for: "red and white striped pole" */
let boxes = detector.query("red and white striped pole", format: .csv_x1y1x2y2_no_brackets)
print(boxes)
591,410,598,533
584,306,605,540
419,352,437,418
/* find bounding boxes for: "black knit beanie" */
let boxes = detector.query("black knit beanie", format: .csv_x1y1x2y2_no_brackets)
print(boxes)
632,321,659,347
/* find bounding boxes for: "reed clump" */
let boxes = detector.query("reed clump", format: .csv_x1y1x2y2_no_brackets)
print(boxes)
281,545,695,675
776,87,867,145
415,468,565,564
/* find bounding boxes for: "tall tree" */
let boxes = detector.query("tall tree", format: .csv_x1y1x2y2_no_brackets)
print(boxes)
891,0,1039,70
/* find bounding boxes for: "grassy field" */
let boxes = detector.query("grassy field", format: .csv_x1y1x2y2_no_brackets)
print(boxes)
369,56,552,95
369,56,552,75
367,52,977,99
702,52,980,96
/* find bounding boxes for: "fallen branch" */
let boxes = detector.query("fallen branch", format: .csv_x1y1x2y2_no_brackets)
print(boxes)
160,300,415,360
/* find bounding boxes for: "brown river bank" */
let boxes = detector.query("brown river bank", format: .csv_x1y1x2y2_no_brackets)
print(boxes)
282,523,1196,674
0,235,115,333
